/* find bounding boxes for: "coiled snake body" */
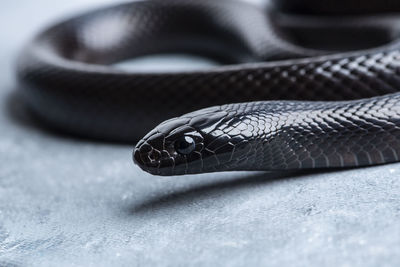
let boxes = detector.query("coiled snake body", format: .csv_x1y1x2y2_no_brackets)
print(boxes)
17,0,400,175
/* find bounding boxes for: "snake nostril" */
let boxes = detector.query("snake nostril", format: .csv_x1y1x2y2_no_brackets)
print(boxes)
148,150,161,161
139,143,152,153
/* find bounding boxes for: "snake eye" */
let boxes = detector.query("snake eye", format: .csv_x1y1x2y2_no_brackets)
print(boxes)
174,136,195,155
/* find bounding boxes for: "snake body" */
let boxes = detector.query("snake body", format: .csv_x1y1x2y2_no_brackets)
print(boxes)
16,0,400,175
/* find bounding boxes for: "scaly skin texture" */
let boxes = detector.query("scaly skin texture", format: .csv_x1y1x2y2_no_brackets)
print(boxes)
133,96,400,175
15,0,400,175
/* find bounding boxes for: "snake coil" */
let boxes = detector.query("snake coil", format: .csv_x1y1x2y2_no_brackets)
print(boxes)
17,0,400,175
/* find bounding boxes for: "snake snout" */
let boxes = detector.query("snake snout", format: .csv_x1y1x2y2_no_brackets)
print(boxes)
133,141,158,167
133,139,176,175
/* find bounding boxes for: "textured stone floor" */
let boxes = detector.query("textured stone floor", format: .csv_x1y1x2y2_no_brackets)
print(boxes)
1,0,400,266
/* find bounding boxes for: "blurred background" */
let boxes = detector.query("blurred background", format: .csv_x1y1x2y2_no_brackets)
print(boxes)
1,0,400,266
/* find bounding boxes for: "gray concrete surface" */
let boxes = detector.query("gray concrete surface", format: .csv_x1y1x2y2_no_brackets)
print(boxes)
1,1,400,266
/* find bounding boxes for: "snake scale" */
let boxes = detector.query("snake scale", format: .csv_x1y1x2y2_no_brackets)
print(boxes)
16,0,400,175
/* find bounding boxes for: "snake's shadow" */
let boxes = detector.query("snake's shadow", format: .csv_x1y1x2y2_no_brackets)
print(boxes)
127,169,344,214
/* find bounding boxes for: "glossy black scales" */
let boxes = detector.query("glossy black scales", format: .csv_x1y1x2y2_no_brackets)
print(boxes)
15,0,400,175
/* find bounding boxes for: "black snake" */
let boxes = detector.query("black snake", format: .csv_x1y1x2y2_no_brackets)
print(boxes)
16,0,400,175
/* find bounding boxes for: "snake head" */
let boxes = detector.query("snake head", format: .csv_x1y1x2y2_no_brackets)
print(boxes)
133,106,234,175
